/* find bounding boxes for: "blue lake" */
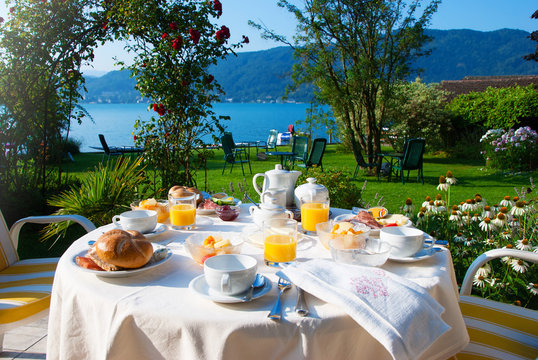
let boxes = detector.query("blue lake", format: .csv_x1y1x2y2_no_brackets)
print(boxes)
71,103,331,153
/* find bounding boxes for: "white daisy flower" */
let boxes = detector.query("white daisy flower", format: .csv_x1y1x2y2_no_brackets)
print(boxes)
479,217,495,232
499,196,514,208
461,201,474,213
516,238,533,251
471,214,481,222
527,283,538,296
445,171,457,185
464,237,476,246
476,263,491,277
482,206,495,219
492,213,507,228
484,238,496,246
473,274,487,288
491,204,500,212
449,212,462,223
501,231,511,240
422,198,432,208
510,201,526,216
437,182,449,191
510,259,529,273
453,233,465,243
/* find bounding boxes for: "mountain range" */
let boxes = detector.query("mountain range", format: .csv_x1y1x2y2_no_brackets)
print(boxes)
82,29,538,104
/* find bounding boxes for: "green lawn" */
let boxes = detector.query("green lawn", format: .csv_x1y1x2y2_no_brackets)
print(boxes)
65,144,537,214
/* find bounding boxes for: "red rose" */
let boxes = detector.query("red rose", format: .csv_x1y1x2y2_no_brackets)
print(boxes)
101,21,108,30
242,35,249,44
169,22,178,31
165,131,170,137
133,135,137,141
216,25,230,42
213,0,222,17
162,33,168,40
189,29,200,44
172,36,182,50
204,74,214,84
141,63,147,68
152,103,158,112
157,104,166,116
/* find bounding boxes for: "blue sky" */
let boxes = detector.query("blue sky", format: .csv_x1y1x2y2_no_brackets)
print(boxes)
1,0,536,72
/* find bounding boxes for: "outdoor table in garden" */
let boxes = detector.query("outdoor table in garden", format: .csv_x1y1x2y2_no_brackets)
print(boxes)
46,204,469,360
265,151,295,167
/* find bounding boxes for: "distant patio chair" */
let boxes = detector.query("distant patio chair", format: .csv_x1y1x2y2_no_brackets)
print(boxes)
289,135,309,168
353,154,379,179
297,138,327,171
221,133,252,175
98,134,143,161
258,129,279,152
388,138,425,184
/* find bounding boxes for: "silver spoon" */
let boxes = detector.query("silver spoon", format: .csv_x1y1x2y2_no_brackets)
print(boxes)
295,287,309,316
244,193,261,209
242,274,265,302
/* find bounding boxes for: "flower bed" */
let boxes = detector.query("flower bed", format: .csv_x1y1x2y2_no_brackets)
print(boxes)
480,126,538,172
403,171,537,309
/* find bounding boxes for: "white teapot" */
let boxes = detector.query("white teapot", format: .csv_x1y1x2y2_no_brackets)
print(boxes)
294,177,329,208
249,202,294,228
252,164,301,207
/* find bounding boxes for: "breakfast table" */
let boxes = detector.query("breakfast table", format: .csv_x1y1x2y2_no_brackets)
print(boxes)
46,204,469,360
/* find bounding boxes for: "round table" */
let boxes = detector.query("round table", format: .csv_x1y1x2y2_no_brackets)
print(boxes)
46,205,468,360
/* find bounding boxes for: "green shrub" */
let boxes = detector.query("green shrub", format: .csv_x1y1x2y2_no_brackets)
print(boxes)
296,166,361,209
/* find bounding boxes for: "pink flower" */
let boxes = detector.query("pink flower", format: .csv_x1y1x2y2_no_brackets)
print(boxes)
189,29,201,44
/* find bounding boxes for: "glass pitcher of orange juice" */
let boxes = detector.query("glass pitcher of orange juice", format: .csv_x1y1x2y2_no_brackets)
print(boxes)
263,218,298,267
169,190,197,230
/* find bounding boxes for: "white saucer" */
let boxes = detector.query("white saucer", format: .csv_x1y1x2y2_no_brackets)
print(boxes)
189,274,272,303
388,247,439,263
142,223,167,238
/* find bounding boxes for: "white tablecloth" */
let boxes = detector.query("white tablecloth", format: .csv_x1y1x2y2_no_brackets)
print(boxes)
46,205,468,360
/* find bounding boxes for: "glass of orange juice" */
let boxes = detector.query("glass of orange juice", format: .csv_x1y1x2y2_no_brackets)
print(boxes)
169,190,197,230
300,194,330,234
263,218,298,267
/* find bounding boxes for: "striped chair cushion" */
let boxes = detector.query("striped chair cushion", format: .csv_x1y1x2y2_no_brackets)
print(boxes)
0,258,58,331
457,295,538,360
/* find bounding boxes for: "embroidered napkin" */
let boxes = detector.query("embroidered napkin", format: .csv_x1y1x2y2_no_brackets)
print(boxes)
280,259,450,360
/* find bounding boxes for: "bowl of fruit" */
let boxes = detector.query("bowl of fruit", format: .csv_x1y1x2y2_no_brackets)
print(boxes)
316,221,371,250
185,232,244,265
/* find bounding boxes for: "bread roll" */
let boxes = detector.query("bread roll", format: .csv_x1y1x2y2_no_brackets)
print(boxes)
169,185,202,205
94,229,153,269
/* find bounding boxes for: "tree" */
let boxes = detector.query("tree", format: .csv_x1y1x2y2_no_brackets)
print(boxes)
253,0,439,167
523,10,538,62
0,0,108,199
106,0,246,189
385,78,452,151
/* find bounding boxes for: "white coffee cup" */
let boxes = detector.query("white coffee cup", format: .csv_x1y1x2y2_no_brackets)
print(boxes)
261,188,287,209
112,210,158,234
380,226,432,258
204,254,257,295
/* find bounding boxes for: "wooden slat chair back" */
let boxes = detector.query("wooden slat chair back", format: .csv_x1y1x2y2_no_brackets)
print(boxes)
0,210,95,351
456,249,538,360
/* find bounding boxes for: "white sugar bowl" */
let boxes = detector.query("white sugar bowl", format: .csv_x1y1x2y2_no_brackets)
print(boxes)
294,177,329,208
249,203,294,228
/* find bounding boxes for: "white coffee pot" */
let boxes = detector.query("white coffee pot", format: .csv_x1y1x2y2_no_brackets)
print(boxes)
249,202,294,228
252,164,301,207
294,177,329,208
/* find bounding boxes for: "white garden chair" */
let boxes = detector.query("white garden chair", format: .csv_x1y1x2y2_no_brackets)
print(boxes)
456,248,538,360
0,210,95,351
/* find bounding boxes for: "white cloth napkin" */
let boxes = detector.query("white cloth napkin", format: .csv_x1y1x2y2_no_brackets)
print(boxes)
280,259,450,360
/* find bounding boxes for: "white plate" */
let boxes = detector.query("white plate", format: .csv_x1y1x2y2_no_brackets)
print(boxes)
388,247,440,263
189,274,272,303
72,244,172,277
142,223,167,238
